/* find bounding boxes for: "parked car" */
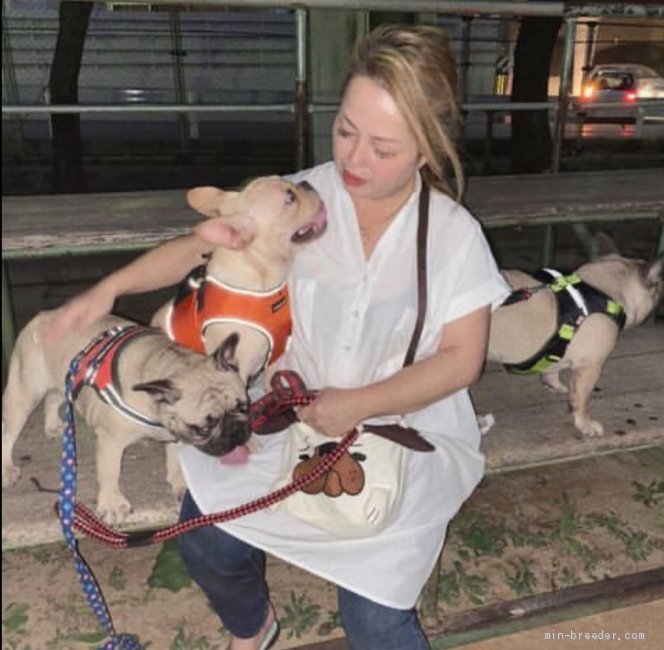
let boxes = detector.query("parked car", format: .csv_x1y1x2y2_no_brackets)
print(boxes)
576,64,664,123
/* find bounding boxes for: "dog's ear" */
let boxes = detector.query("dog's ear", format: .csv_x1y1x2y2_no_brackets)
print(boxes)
188,186,258,249
213,333,241,373
592,232,620,259
132,379,181,405
642,257,663,290
187,186,239,218
194,217,255,250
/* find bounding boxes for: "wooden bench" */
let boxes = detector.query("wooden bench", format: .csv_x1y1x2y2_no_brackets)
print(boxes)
2,323,662,550
3,168,663,364
1,171,663,650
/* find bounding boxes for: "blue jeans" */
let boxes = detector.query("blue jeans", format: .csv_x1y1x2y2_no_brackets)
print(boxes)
178,491,430,649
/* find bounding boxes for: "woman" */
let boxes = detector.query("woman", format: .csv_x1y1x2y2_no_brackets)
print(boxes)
45,24,508,650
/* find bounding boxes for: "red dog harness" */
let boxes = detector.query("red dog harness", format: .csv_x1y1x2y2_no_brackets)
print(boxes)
167,266,291,372
71,325,163,429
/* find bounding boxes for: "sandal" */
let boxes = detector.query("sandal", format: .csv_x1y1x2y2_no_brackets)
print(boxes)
259,619,280,650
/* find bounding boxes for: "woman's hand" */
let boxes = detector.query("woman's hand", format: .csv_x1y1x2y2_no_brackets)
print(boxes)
297,388,366,438
37,234,211,346
299,307,491,435
39,280,116,344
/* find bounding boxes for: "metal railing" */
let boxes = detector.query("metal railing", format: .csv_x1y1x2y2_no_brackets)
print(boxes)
3,0,663,172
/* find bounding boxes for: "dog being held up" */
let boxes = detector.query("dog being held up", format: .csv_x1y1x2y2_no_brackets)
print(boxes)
487,232,662,437
2,176,327,524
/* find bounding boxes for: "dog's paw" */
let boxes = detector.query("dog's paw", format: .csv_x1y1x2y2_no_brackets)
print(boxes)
247,435,262,454
96,493,132,525
541,374,568,394
166,459,186,500
574,415,604,437
2,463,21,488
477,413,496,435
44,399,67,438
165,443,189,500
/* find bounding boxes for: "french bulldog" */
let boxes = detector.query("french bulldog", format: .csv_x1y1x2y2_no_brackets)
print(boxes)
151,176,327,465
2,313,248,524
487,233,663,437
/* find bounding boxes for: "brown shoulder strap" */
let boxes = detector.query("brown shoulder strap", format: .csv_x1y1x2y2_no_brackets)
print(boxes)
403,183,429,368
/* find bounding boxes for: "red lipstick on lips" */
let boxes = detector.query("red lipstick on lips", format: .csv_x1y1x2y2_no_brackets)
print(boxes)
343,170,367,187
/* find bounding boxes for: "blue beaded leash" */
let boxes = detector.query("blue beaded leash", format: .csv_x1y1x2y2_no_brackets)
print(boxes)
59,346,144,650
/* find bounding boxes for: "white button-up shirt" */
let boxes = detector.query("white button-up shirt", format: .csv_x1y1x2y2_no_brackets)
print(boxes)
180,162,509,608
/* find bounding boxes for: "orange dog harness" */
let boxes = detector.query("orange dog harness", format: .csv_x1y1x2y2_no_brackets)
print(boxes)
167,266,291,372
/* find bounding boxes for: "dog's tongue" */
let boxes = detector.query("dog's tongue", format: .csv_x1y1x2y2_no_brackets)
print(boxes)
292,203,328,243
219,445,250,465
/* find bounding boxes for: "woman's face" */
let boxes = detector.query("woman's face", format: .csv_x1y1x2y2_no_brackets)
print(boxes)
333,75,424,203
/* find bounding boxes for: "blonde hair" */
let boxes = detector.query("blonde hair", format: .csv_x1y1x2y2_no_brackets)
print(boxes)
342,24,464,199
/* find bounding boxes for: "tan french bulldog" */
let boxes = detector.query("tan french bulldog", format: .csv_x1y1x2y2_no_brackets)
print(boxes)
487,233,663,437
152,176,327,380
151,176,327,464
2,313,248,524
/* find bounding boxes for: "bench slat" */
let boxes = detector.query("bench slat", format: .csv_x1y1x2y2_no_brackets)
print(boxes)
464,168,663,227
2,189,197,256
3,169,663,256
477,325,664,472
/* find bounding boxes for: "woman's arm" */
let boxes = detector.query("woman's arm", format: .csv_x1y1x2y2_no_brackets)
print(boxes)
297,305,491,437
41,233,212,342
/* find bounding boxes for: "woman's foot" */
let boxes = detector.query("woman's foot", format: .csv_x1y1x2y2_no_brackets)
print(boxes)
228,605,279,650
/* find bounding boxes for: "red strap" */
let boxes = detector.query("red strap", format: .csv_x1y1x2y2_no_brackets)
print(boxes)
70,428,358,548
249,370,317,434
67,371,353,548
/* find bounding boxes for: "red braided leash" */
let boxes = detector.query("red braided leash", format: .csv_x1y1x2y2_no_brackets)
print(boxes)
68,371,357,548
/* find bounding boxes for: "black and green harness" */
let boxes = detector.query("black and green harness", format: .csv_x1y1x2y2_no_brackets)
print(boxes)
501,268,626,375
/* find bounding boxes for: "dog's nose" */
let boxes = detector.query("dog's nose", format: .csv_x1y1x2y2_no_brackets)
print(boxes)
298,180,314,192
198,414,251,456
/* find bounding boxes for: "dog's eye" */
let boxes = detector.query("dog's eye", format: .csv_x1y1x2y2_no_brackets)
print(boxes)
285,189,297,205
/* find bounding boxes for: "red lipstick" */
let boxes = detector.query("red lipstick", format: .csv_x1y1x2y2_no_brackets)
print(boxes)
343,170,367,187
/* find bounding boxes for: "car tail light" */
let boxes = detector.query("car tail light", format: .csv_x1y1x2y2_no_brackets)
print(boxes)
581,84,595,101
625,91,637,102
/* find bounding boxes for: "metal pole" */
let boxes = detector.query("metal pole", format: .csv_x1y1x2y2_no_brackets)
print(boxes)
459,16,472,104
1,7,25,156
483,110,494,174
77,1,570,17
8,98,661,116
582,21,597,76
458,16,472,140
294,7,309,170
551,16,577,173
58,0,664,18
2,262,16,374
169,10,191,149
2,104,295,115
